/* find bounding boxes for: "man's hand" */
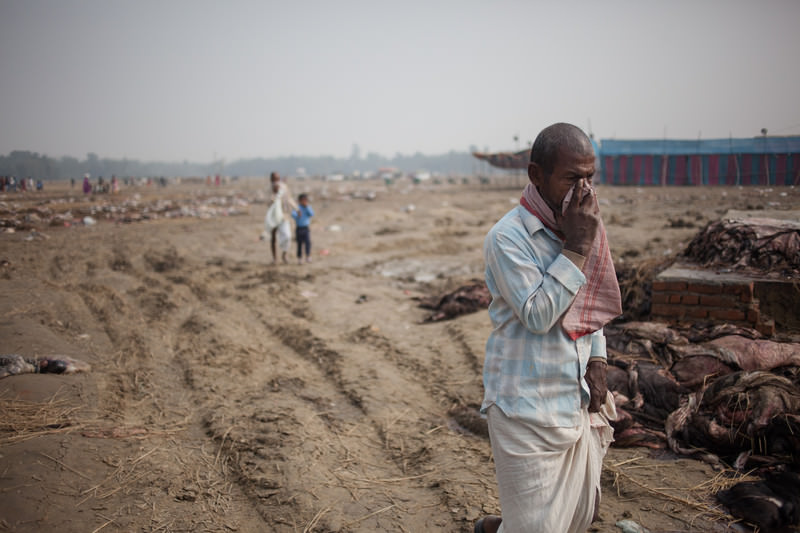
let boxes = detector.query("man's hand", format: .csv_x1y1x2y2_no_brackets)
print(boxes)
557,179,600,257
585,360,608,413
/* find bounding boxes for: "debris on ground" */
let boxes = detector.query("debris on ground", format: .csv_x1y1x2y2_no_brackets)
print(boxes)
615,519,651,533
415,280,491,322
0,193,251,231
0,354,91,379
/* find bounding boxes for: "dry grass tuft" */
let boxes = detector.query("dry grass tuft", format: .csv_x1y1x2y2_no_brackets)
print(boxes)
0,393,83,445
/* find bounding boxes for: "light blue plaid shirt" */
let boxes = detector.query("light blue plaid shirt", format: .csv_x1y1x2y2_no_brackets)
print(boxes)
482,205,607,427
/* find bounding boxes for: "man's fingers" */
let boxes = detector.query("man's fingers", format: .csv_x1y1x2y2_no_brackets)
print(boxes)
570,180,583,207
579,183,594,207
589,388,605,412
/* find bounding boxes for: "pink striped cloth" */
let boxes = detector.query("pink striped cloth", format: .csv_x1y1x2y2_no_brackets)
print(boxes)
521,183,622,340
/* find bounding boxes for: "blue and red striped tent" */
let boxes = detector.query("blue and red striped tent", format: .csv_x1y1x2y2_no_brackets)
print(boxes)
599,137,800,186
472,136,800,185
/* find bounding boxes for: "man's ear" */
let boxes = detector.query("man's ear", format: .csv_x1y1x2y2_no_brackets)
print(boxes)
528,162,542,186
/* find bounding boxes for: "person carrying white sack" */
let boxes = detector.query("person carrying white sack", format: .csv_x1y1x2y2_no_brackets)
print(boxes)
476,123,622,533
264,171,297,264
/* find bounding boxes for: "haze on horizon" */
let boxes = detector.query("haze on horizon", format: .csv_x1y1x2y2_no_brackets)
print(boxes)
1,0,799,164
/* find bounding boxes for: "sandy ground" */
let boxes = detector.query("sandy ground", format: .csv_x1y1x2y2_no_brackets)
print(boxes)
1,178,798,533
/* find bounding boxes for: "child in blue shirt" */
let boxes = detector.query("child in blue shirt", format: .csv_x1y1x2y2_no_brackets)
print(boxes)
291,193,315,264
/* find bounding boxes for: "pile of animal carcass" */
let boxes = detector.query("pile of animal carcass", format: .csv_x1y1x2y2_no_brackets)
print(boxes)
607,217,800,530
684,216,800,278
605,321,800,530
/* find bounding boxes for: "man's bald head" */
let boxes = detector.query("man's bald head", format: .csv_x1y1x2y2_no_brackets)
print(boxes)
529,123,594,176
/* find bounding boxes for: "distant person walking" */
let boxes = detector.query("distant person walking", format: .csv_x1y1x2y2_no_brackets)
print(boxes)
82,174,91,195
291,193,315,264
264,172,297,264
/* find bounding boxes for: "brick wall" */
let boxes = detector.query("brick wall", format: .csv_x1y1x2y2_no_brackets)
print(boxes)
650,279,775,336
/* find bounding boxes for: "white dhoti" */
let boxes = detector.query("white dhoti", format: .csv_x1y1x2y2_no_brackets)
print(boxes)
275,220,291,252
264,202,292,252
487,394,615,533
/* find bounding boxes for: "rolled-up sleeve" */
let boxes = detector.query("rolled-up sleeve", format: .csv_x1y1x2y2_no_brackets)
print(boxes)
589,328,607,360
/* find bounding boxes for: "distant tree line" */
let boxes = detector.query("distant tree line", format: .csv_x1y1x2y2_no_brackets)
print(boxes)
0,151,208,181
0,148,500,180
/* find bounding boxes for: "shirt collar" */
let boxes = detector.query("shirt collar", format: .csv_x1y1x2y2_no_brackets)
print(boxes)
517,204,561,242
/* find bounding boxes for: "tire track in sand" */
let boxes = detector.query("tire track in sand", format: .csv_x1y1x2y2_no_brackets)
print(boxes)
172,264,458,531
30,235,271,532
329,314,498,527
233,264,500,529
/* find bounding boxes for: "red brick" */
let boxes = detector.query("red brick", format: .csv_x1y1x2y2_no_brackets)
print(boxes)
746,307,760,323
681,294,699,305
708,308,746,321
734,283,754,302
699,294,740,307
668,294,682,304
722,284,741,296
722,282,753,302
653,280,687,292
686,306,709,318
687,283,722,294
651,304,683,317
652,293,669,304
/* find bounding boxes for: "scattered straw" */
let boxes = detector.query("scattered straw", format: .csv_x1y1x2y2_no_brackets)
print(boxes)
351,472,433,484
131,446,161,465
0,395,83,445
383,408,411,433
611,456,644,468
605,460,735,522
303,505,331,533
90,518,114,533
39,452,92,480
703,468,761,494
343,504,396,528
214,426,236,467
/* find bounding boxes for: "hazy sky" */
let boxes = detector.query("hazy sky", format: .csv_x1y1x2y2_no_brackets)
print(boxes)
2,0,799,162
